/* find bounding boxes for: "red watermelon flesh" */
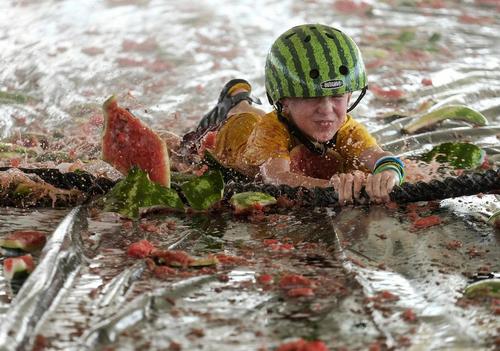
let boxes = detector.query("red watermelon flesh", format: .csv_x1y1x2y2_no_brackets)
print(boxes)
0,230,46,252
102,95,170,187
127,240,155,259
3,254,35,280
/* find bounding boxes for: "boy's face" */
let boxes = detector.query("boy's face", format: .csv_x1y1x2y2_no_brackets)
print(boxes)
282,93,351,143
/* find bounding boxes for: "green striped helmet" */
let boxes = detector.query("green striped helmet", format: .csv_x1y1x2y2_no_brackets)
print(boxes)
265,24,367,106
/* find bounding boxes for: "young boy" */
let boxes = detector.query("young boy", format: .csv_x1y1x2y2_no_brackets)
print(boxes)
180,24,405,206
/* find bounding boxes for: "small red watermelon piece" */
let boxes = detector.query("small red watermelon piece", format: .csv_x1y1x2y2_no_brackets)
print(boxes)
276,339,329,351
102,95,170,187
279,274,313,290
127,240,155,258
0,230,46,252
3,254,35,281
152,250,194,268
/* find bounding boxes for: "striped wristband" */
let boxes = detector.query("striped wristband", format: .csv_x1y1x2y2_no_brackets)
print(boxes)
373,156,405,185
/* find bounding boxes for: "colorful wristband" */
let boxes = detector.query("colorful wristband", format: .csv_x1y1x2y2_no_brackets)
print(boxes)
373,156,405,185
374,156,405,170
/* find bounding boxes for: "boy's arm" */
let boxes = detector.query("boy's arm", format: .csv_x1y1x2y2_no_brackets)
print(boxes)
260,157,330,188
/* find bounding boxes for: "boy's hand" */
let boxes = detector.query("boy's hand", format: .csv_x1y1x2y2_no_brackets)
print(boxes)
329,171,366,206
365,170,398,204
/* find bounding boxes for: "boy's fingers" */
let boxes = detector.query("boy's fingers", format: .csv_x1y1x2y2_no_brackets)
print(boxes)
337,174,347,205
372,174,382,202
382,171,398,202
330,175,344,204
330,175,340,191
381,172,393,202
353,172,364,201
343,173,354,204
365,174,374,199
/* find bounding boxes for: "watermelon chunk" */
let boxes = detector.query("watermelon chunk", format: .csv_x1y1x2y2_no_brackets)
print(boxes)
403,105,488,134
276,339,329,351
0,230,46,252
230,192,277,214
464,279,500,299
103,167,183,219
421,142,486,169
152,250,194,268
488,211,500,229
127,239,155,258
102,95,170,187
180,170,224,211
189,256,219,267
3,254,35,281
279,274,313,290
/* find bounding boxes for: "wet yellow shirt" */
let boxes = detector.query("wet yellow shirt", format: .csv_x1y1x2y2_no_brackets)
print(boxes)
214,110,378,178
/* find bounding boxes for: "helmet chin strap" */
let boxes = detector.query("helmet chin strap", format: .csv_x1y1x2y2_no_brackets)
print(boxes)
347,86,367,113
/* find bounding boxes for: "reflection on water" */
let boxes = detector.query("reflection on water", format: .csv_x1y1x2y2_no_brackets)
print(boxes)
0,0,499,350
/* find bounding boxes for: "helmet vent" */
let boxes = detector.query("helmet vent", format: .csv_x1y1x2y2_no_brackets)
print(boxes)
285,33,296,40
309,69,319,79
304,35,311,43
325,32,335,39
339,65,349,75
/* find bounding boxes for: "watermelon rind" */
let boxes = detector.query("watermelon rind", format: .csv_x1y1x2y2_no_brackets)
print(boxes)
180,170,224,211
464,279,500,299
189,256,219,267
420,142,486,169
488,211,500,228
403,105,488,134
230,192,277,213
3,254,34,281
103,166,183,219
0,231,46,252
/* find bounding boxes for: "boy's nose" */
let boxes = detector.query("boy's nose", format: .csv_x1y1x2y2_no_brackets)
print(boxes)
317,96,334,112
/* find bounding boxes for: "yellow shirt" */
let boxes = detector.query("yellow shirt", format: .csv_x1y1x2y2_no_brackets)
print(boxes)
214,110,378,179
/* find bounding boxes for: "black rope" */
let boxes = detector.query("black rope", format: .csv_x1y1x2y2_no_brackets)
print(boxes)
224,168,499,206
0,167,498,208
390,169,499,203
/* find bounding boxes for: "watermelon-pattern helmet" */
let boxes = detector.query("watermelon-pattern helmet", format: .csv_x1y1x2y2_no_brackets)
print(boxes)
265,24,367,108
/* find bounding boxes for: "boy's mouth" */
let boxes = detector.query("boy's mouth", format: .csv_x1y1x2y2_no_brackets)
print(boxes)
314,121,335,127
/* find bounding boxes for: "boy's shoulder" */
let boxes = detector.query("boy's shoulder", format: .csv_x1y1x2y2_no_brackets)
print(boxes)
259,110,287,129
340,114,364,131
263,110,279,120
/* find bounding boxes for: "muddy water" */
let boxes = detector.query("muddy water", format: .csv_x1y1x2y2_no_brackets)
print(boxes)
0,0,499,350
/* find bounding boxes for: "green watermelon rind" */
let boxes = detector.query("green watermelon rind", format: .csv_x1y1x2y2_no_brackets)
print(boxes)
103,167,183,219
188,256,219,267
421,142,485,169
230,192,277,212
3,255,34,281
0,231,46,252
403,105,488,134
102,95,171,187
464,279,500,299
488,211,500,227
180,170,225,211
